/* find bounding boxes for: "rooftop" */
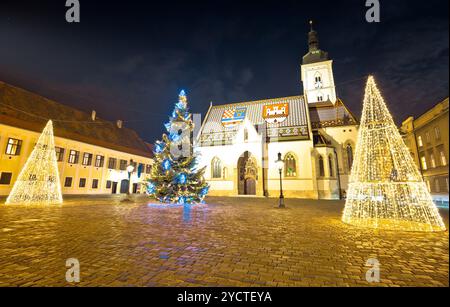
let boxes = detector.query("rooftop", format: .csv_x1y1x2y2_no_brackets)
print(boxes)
0,81,153,158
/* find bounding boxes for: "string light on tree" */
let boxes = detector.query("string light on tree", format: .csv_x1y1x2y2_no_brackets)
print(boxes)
146,90,209,205
342,76,445,232
6,120,63,205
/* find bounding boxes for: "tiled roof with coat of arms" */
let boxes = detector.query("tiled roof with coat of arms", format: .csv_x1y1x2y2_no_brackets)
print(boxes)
198,95,310,146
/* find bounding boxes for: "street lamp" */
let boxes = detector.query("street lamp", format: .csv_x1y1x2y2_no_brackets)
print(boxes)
275,152,285,208
126,160,135,196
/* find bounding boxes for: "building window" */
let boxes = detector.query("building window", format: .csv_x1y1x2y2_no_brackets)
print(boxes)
284,153,297,177
346,144,353,172
434,127,441,140
79,178,86,188
420,155,427,170
328,154,334,177
439,150,447,166
318,155,325,177
430,153,436,168
212,157,222,179
426,132,431,144
106,180,112,189
55,147,65,162
92,179,99,189
434,178,440,193
119,159,128,171
146,164,152,174
82,153,93,166
417,136,423,147
137,163,144,174
64,177,73,187
5,138,22,155
95,155,105,167
244,128,248,142
317,95,323,102
0,172,12,185
108,158,117,169
68,150,80,164
315,75,322,82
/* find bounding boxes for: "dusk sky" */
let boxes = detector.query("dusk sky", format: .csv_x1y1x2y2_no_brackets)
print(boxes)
0,0,448,143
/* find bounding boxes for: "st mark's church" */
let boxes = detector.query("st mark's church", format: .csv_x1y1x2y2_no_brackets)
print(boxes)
196,24,359,199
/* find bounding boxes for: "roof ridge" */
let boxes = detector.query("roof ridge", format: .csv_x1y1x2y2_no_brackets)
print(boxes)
211,95,304,108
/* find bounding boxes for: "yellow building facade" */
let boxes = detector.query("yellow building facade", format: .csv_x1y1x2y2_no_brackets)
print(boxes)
0,81,153,196
401,98,449,203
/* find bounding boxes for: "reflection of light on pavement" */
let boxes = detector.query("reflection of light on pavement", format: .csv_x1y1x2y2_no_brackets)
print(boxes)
183,205,191,222
146,203,208,209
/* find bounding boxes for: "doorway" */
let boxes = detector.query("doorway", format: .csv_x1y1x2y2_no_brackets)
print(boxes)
237,151,257,195
120,179,129,194
111,182,118,194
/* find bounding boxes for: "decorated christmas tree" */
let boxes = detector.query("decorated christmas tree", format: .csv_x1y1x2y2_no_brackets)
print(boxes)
146,90,209,204
342,76,445,232
6,120,63,205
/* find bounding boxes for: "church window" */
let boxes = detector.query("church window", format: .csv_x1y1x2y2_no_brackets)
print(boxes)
346,144,353,171
212,157,222,179
318,155,325,177
284,153,297,177
328,154,334,177
317,95,323,102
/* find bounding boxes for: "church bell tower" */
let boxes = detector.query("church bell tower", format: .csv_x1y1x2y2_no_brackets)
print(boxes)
301,21,337,104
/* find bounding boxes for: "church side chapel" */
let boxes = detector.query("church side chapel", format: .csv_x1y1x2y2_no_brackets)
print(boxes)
196,23,359,199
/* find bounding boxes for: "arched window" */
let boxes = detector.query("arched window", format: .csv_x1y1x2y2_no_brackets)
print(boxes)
328,154,334,177
284,153,297,177
318,155,325,177
314,72,322,83
211,157,222,179
346,144,353,172
244,128,249,142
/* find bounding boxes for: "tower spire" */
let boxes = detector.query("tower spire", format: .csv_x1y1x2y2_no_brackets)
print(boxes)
308,20,319,52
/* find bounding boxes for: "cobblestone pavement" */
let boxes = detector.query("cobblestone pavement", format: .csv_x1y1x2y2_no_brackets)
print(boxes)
0,196,448,287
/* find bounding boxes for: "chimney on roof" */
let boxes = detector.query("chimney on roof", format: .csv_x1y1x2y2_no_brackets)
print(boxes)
91,110,96,121
116,120,123,129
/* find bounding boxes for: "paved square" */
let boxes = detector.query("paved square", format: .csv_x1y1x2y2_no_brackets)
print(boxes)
0,196,448,287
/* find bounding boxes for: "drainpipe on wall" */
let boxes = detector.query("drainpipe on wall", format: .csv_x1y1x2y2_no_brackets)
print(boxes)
334,148,342,200
412,120,424,177
262,122,269,197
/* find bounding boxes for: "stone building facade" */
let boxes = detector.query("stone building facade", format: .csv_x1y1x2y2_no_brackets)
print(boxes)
0,81,153,196
401,98,449,203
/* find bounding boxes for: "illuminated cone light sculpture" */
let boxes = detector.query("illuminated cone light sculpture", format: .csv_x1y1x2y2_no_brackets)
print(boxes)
6,120,63,205
342,76,445,232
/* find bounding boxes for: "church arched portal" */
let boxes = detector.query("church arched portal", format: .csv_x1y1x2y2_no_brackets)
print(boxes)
237,151,258,195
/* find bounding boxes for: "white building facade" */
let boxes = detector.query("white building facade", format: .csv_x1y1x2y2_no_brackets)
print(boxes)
196,25,359,199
